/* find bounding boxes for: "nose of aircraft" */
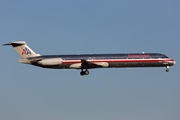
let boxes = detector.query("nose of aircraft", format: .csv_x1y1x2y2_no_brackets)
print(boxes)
173,60,176,65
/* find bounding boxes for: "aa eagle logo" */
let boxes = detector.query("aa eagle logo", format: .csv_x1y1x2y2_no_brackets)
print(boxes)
22,47,31,55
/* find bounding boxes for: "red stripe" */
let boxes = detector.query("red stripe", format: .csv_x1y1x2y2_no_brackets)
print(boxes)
62,59,174,64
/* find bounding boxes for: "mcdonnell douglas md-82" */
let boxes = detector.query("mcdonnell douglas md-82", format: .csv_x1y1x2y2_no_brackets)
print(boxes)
3,41,176,76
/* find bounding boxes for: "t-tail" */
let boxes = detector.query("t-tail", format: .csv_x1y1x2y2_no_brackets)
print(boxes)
3,41,40,58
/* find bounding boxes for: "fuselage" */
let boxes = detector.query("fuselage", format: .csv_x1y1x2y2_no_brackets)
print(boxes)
4,41,176,76
31,53,175,69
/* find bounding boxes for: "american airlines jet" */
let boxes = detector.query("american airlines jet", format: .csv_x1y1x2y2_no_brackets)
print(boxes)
3,41,176,76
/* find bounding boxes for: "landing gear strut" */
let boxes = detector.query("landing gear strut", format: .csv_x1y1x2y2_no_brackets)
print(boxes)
166,66,169,72
80,69,89,76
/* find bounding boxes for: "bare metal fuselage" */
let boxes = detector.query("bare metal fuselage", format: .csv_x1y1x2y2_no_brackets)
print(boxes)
26,53,175,70
3,41,176,75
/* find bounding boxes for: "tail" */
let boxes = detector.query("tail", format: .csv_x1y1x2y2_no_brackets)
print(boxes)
3,41,40,58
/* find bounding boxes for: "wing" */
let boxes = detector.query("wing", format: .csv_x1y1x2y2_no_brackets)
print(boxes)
81,59,108,69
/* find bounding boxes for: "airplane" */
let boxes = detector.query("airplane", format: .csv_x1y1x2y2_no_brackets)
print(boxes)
3,41,176,76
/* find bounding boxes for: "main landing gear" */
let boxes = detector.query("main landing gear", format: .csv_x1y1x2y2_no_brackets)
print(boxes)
166,66,169,72
80,69,89,76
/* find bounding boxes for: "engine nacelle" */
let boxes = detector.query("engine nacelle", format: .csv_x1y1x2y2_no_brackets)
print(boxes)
38,58,63,66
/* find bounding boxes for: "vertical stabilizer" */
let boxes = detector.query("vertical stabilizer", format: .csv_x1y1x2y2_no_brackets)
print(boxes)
3,41,40,58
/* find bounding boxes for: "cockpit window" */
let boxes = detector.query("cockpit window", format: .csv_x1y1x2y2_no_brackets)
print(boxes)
163,55,168,58
149,54,168,59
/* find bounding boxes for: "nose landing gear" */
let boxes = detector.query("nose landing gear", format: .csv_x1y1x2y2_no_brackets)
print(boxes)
80,69,89,76
166,66,169,72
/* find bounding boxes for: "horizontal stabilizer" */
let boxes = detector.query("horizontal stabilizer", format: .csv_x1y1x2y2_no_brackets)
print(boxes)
3,41,26,46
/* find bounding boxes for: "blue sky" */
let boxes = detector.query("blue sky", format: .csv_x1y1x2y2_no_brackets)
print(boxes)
0,0,180,120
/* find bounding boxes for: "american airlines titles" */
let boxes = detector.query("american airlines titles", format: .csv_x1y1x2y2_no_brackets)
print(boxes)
128,54,150,58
